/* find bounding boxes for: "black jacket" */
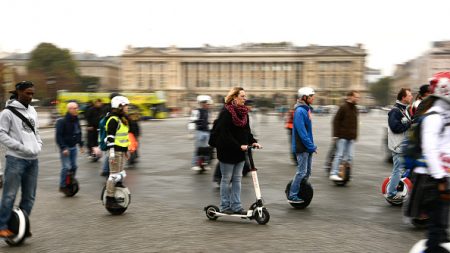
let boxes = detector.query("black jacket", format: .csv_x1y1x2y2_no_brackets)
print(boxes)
85,106,104,129
56,113,83,150
215,109,256,164
195,108,209,131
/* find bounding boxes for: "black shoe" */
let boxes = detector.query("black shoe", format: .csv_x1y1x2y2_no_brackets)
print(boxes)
105,196,122,209
100,171,109,177
25,230,32,238
233,209,247,215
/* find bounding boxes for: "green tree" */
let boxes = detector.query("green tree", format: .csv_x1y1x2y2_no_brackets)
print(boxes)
369,77,392,106
27,43,80,101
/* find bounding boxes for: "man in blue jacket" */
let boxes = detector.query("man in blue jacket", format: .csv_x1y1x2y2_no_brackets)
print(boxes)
386,88,413,201
56,102,84,194
288,87,318,203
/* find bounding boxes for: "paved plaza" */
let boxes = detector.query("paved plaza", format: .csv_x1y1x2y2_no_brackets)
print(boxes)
0,111,427,252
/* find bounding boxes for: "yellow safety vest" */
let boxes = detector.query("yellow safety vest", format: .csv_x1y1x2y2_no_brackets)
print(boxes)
106,116,129,148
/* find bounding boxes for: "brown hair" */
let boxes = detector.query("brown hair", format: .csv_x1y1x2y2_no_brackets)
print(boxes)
346,90,359,97
397,88,411,101
224,87,244,104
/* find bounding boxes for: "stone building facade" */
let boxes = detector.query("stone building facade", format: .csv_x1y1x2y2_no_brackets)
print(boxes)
121,42,367,108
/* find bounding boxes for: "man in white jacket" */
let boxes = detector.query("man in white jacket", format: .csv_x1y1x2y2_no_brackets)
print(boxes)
0,81,42,238
415,72,450,253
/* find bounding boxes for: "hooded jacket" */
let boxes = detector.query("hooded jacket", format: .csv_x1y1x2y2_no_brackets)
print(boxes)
292,102,317,154
387,101,411,153
0,100,42,159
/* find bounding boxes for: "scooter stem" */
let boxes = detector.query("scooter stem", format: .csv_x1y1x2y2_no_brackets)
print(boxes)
251,170,262,199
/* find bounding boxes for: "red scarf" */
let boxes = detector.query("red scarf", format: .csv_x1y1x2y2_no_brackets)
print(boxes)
225,103,249,127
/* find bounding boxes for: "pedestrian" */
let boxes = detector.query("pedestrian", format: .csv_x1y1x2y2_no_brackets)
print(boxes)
85,99,104,158
285,104,298,165
105,96,130,209
190,95,212,171
413,72,450,253
410,84,431,117
386,88,413,201
329,90,360,181
287,87,317,203
215,87,261,214
0,81,42,238
56,102,84,194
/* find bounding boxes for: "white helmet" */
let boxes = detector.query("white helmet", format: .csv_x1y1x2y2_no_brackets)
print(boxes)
197,95,213,104
429,72,450,102
111,96,130,109
298,87,315,98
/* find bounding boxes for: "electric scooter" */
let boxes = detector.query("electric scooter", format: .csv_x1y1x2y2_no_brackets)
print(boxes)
4,207,31,246
204,146,270,225
101,170,131,215
194,147,213,174
381,169,413,206
331,161,351,186
410,239,450,253
285,178,314,209
61,170,79,197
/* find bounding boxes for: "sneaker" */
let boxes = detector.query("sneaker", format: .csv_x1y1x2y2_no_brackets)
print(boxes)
221,209,234,215
100,171,109,177
0,229,14,238
288,196,305,204
204,166,211,171
233,209,247,215
191,166,201,171
59,187,68,194
329,174,344,181
387,194,403,201
25,230,32,238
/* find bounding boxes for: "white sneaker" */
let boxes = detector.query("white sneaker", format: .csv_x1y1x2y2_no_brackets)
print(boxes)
329,174,344,181
191,166,201,171
204,166,211,171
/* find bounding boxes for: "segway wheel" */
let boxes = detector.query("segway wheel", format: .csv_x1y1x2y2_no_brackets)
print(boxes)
254,208,270,225
381,177,412,206
101,185,131,215
204,205,219,220
5,208,30,247
285,179,314,209
411,217,429,229
334,164,351,186
64,178,79,197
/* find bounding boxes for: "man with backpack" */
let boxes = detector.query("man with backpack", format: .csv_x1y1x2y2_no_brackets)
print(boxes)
99,93,121,177
409,72,450,253
0,81,42,238
386,88,413,201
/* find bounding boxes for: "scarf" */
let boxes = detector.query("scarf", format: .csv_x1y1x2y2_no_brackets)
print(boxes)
225,103,249,127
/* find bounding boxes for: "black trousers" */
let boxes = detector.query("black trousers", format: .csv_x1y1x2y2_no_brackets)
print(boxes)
426,196,450,249
87,129,99,151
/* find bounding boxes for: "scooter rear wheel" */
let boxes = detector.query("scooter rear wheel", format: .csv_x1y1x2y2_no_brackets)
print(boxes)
254,208,270,225
204,205,219,220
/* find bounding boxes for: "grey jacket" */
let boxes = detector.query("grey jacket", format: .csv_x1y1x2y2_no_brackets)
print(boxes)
0,100,43,159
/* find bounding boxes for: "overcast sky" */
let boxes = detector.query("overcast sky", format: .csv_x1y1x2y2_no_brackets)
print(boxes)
0,0,448,76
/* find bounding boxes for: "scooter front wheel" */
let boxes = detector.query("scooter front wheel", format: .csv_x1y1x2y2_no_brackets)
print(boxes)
204,205,219,220
254,208,270,225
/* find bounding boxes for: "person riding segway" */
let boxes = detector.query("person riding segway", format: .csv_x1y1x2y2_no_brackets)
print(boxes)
285,87,316,208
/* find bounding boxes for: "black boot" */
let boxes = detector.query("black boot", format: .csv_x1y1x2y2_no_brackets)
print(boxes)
105,196,122,209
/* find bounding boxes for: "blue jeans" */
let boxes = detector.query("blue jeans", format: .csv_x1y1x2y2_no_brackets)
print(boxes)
387,152,404,196
330,139,354,176
59,147,78,188
192,130,210,166
220,161,245,212
0,156,38,230
289,152,313,199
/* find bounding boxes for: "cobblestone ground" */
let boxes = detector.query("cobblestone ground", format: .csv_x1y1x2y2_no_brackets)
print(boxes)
0,111,428,252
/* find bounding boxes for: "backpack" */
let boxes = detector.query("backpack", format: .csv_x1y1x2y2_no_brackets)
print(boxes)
402,111,441,170
98,115,109,151
208,111,223,148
